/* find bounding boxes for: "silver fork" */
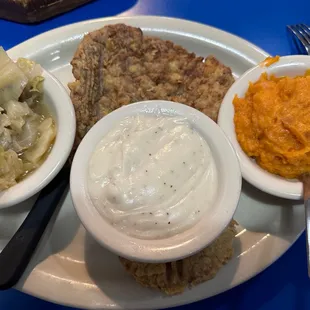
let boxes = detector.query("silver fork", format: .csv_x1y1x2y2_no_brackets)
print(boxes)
287,24,310,279
287,24,310,55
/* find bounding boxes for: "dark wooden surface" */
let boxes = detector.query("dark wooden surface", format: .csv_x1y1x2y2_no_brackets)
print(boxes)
0,0,94,23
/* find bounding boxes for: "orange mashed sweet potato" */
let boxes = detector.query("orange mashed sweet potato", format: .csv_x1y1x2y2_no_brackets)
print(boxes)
261,55,280,67
233,72,310,179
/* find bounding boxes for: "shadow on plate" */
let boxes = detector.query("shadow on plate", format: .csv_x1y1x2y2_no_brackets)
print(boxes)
84,231,241,308
235,180,303,240
84,232,157,305
46,193,81,256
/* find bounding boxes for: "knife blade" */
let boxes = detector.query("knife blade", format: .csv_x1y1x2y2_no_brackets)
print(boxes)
0,166,70,290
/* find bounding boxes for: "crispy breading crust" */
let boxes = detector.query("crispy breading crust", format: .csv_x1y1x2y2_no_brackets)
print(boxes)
119,220,237,295
69,24,234,148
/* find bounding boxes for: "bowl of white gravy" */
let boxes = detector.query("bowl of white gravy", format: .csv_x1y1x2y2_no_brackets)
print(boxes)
70,100,241,263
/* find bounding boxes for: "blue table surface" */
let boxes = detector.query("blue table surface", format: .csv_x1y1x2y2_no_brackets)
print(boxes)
1,0,310,309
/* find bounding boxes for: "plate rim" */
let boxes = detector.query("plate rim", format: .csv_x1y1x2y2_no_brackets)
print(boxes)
6,15,297,310
8,15,270,63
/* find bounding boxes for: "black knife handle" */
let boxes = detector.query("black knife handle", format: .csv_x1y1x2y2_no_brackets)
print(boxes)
0,167,70,290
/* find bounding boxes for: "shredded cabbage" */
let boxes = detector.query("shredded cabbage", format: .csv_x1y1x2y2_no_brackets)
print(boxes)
0,47,57,190
2,100,32,132
0,47,29,105
0,113,10,135
12,114,41,153
0,147,23,190
0,128,12,151
20,76,44,107
16,58,42,81
23,118,56,164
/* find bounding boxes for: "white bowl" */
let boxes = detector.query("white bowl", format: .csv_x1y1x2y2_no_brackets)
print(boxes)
218,55,310,200
0,69,76,208
70,100,241,263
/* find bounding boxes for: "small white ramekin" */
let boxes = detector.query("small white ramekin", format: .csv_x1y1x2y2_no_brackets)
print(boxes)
70,100,241,263
0,69,76,208
218,55,310,200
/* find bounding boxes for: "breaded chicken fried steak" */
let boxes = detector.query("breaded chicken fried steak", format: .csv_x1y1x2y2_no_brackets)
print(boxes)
120,221,237,295
69,23,236,295
69,23,234,147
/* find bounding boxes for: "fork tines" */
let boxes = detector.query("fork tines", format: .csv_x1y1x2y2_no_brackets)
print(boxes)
287,23,310,55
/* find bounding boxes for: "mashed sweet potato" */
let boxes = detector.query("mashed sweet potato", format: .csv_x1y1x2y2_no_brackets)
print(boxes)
261,55,280,67
233,72,310,179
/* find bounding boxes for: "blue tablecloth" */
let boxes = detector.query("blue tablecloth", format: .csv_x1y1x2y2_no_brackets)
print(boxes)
1,0,310,309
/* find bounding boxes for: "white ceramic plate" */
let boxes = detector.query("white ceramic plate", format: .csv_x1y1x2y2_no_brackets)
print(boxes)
2,16,304,310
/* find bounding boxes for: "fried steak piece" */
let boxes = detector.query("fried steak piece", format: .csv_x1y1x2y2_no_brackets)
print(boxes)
69,24,236,293
69,23,234,147
119,220,237,295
